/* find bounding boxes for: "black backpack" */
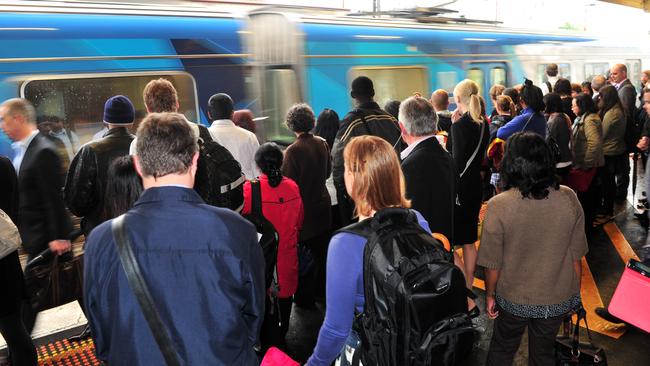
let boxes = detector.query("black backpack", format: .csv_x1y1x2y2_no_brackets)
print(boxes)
194,125,245,211
339,208,474,366
242,180,280,296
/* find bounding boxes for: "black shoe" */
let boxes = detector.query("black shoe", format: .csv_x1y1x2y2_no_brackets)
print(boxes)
68,324,91,342
594,307,624,324
467,306,481,319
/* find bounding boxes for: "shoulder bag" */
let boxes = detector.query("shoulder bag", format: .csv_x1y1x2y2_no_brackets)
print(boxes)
112,215,181,366
0,209,20,259
459,120,486,178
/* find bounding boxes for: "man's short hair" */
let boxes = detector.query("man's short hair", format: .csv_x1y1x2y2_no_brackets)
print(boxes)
644,70,650,79
591,75,606,91
285,103,315,133
207,93,234,121
546,63,559,77
430,89,449,111
612,63,628,75
350,76,375,99
1,98,36,124
136,112,198,178
399,96,438,137
143,78,178,113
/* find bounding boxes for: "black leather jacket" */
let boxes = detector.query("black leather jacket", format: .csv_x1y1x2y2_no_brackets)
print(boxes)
64,127,134,235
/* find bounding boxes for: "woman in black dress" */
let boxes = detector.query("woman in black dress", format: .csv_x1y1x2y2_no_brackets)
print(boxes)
448,79,489,315
0,156,37,366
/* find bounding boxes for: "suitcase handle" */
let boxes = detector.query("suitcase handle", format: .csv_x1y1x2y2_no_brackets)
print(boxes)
628,259,650,278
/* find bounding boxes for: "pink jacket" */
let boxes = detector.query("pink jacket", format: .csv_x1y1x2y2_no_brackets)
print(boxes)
243,175,303,298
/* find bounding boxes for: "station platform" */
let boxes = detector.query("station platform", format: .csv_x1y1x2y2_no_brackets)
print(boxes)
1,196,648,366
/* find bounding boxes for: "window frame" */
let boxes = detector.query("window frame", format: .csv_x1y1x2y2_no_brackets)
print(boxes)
18,70,200,119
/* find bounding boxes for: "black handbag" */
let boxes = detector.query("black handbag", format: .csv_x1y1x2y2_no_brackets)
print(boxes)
555,308,607,365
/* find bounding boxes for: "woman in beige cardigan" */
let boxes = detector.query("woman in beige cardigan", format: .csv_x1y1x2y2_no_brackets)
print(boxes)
598,85,626,217
478,132,587,366
571,93,605,234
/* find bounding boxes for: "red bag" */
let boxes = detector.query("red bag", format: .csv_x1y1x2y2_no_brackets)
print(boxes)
565,167,597,193
608,259,650,333
261,347,300,366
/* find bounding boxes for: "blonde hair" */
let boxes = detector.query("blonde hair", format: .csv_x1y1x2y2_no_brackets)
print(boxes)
495,95,515,115
454,79,484,123
344,136,410,217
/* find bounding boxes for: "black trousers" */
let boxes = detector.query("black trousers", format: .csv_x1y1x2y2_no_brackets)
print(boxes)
601,155,623,215
614,153,631,200
577,179,599,235
294,231,331,305
260,296,293,351
486,306,564,366
0,308,37,366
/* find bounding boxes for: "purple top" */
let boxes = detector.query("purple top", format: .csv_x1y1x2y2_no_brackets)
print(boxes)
307,210,431,366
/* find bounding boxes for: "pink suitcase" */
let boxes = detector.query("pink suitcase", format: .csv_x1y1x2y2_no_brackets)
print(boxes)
608,259,650,333
261,347,300,366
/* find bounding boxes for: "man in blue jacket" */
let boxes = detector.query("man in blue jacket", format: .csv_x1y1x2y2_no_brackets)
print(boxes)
83,112,265,365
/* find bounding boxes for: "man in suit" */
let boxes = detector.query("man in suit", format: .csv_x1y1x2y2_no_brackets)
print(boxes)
65,95,136,237
399,96,458,243
0,98,71,260
611,64,637,200
84,112,265,365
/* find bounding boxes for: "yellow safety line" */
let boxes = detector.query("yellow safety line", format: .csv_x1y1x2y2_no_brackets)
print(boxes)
579,258,627,339
603,222,640,263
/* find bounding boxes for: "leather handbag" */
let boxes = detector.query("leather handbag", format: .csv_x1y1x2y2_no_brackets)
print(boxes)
24,249,84,313
0,208,21,260
565,168,598,193
112,214,181,366
555,308,607,365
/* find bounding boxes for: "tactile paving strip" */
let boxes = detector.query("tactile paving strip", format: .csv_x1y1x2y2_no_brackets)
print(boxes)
37,339,100,366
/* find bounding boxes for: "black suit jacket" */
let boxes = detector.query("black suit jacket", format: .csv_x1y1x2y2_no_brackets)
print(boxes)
618,79,637,120
401,137,459,243
17,132,72,256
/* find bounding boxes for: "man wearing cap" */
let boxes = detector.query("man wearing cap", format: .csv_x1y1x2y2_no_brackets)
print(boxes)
331,76,402,226
64,95,136,236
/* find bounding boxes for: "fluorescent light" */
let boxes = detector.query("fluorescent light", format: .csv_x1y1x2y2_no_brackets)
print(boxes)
462,37,497,42
354,35,402,40
0,28,58,31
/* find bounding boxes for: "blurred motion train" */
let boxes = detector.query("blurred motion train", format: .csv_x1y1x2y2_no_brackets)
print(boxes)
1,0,648,147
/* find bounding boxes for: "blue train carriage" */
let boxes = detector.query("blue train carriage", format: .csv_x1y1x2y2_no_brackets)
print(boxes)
0,1,252,152
244,8,648,144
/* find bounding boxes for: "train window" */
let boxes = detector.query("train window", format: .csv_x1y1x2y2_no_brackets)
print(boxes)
349,66,429,108
584,63,609,81
22,73,198,145
467,68,484,94
262,69,300,145
537,63,571,83
437,71,457,93
490,67,507,87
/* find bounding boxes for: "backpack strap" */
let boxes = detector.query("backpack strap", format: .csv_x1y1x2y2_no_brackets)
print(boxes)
352,108,373,136
250,179,263,218
545,81,553,93
111,215,181,366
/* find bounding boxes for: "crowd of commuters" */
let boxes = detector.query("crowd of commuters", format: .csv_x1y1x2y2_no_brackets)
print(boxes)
0,64,649,366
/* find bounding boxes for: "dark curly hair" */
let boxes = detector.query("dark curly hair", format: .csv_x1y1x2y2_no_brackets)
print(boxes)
553,78,572,96
254,142,284,187
285,103,315,133
500,132,558,199
520,79,545,113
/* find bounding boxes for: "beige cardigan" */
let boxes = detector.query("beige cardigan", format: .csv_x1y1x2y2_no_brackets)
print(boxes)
477,186,588,305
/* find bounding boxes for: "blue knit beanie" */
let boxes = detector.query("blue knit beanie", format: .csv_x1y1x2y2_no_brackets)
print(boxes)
103,95,135,125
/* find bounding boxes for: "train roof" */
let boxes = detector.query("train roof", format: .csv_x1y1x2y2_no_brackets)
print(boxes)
1,0,595,45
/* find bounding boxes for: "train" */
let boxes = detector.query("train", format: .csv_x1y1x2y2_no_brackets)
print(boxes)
1,0,648,151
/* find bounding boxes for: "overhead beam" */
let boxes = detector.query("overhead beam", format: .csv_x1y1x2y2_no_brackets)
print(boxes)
599,0,650,12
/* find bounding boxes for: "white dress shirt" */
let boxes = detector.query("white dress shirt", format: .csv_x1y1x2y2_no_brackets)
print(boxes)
11,129,39,173
208,119,260,179
400,135,435,160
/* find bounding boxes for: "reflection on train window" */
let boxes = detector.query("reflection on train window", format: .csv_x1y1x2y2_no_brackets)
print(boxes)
437,71,457,93
584,62,609,81
537,63,571,84
263,69,300,145
626,59,642,90
490,67,507,87
349,66,429,108
467,68,484,94
22,73,198,145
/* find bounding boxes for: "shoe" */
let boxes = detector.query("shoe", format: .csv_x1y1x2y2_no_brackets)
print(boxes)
594,307,624,324
467,306,480,319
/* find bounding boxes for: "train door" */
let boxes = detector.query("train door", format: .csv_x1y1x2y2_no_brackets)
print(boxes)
466,62,508,114
245,12,305,145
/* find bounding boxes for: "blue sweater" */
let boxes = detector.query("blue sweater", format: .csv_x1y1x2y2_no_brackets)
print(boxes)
307,211,431,366
496,107,547,141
